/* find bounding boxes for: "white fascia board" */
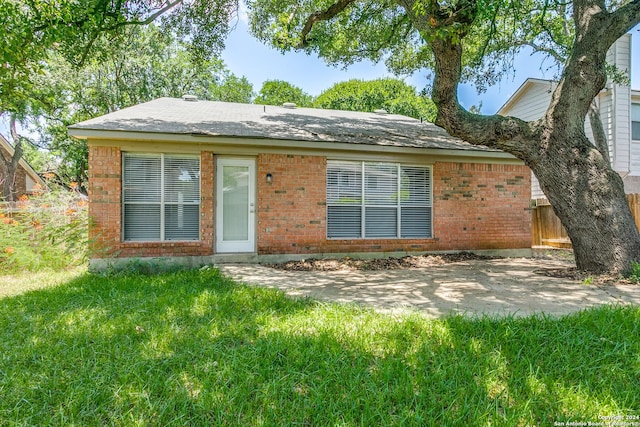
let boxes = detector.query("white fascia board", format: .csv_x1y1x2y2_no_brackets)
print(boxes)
69,129,520,163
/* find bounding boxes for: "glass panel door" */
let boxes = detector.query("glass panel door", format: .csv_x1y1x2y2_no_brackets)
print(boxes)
216,159,255,252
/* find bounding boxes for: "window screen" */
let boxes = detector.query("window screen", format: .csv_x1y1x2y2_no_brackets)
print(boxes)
123,153,200,241
326,161,431,239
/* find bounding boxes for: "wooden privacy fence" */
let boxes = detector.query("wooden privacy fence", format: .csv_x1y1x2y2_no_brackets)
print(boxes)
532,194,640,248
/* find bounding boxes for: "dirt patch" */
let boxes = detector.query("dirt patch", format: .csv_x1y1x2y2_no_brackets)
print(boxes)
533,267,636,287
267,252,500,272
267,251,638,287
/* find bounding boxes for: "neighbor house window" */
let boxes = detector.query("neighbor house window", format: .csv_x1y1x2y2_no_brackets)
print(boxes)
327,161,432,239
122,153,200,241
633,103,640,141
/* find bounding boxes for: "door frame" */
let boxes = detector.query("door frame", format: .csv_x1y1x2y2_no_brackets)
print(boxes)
215,157,256,253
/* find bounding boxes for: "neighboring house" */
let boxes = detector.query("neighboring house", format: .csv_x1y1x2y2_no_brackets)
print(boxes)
68,97,532,268
498,34,639,199
0,135,46,199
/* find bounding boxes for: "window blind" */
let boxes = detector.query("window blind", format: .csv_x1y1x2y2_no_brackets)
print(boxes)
123,153,200,241
326,161,432,239
327,162,362,238
400,166,432,238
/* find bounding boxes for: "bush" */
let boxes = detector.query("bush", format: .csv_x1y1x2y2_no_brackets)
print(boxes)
0,189,89,273
628,261,640,283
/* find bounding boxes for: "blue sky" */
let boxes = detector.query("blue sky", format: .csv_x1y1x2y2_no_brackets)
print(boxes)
222,15,640,114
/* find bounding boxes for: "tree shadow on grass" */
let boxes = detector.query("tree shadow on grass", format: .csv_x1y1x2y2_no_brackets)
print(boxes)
0,268,638,425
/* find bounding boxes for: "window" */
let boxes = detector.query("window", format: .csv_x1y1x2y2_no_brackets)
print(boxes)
633,103,640,141
327,161,432,239
123,153,200,241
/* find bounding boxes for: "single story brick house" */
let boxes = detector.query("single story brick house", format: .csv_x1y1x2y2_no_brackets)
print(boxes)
68,97,532,269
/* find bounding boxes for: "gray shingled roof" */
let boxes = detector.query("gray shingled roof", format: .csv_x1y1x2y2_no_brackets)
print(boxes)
69,97,497,152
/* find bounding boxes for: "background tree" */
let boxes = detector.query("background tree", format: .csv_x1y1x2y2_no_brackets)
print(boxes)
314,78,436,120
254,80,314,107
0,0,238,200
28,25,253,189
247,0,640,274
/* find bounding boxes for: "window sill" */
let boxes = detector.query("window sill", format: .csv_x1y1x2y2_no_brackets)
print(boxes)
326,236,435,241
121,240,202,245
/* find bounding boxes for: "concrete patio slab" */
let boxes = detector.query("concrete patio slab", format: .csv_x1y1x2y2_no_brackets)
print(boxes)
217,258,640,318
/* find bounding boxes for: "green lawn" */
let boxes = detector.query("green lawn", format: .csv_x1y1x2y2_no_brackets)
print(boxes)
0,267,638,426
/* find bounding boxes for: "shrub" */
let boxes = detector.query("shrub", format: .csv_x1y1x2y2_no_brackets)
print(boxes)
0,189,89,272
628,261,640,283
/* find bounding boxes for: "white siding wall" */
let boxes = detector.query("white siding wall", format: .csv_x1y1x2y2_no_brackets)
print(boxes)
499,34,634,198
605,34,632,174
503,82,554,122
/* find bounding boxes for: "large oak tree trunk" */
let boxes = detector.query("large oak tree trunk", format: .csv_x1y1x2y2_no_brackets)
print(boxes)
531,131,640,272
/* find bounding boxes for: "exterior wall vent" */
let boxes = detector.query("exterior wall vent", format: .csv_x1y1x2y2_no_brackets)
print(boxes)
282,102,297,109
182,94,198,102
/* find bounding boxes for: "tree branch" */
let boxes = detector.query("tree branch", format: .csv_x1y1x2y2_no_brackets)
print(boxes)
125,0,185,27
297,0,358,48
516,41,565,63
394,0,537,158
8,115,23,171
428,37,536,159
352,14,410,57
606,0,640,40
75,0,184,66
547,0,637,134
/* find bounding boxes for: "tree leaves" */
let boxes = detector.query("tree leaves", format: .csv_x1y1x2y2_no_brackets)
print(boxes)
1,0,238,114
314,78,436,120
254,80,313,106
29,25,254,187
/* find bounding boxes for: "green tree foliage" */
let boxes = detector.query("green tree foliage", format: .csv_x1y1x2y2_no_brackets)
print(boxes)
314,78,436,120
0,0,238,199
1,0,237,111
254,80,313,107
27,25,253,188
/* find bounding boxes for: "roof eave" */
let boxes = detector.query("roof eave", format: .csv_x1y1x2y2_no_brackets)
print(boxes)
68,128,518,161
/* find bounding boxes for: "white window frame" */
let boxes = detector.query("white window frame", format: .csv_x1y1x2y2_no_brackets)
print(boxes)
122,152,201,242
632,103,640,141
326,161,433,239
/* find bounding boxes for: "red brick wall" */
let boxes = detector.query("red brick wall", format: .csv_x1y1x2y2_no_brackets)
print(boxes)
258,155,531,254
433,162,532,250
200,152,215,250
89,148,531,259
257,154,327,254
257,156,531,254
88,146,214,258
88,146,121,256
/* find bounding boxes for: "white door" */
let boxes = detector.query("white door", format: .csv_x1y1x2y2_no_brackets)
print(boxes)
216,158,256,253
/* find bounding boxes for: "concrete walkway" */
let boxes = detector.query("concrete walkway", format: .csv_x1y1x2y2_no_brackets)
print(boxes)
218,258,640,318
